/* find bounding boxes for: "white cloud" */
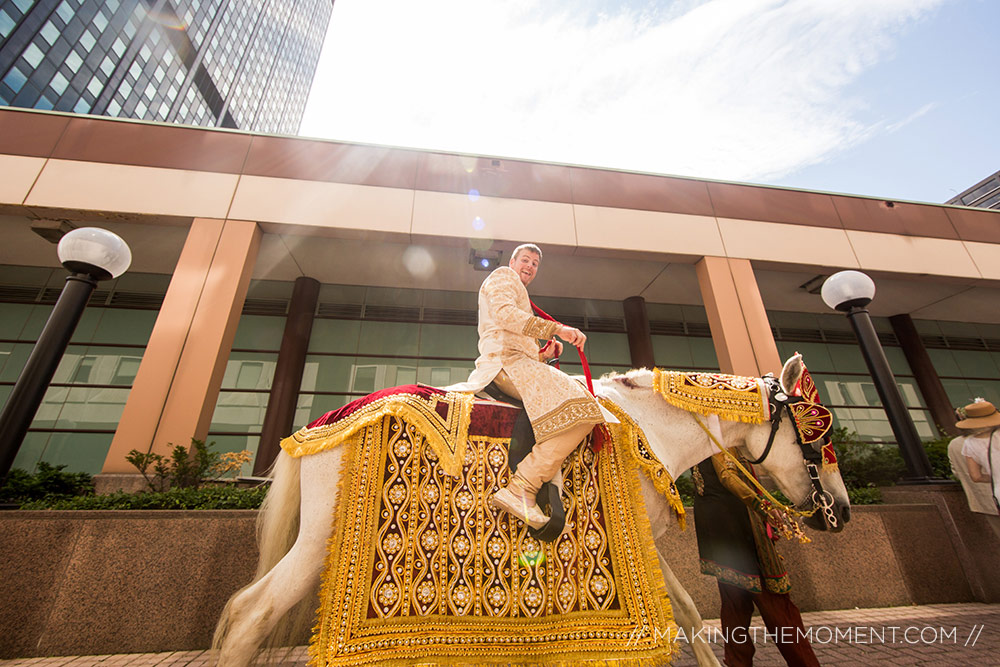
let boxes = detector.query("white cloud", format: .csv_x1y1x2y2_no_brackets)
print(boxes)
300,0,946,182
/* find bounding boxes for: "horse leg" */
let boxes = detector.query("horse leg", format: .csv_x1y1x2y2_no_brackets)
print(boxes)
218,448,344,667
653,540,721,667
639,477,721,667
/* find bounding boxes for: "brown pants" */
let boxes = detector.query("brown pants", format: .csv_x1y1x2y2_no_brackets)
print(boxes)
718,581,820,667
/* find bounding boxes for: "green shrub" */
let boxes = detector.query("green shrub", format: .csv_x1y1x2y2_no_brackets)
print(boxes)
923,436,955,480
847,485,883,505
1,462,94,503
674,470,695,506
19,484,268,510
126,438,223,491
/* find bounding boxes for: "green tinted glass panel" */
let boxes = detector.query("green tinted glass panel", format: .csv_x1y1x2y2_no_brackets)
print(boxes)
418,323,478,359
882,347,913,376
651,335,694,369
357,321,420,356
68,308,102,343
30,385,69,428
962,379,1000,406
941,378,975,407
825,343,868,374
90,308,157,344
37,432,114,475
416,362,474,388
345,357,418,392
300,355,354,393
232,315,285,350
689,338,719,371
308,319,361,354
10,432,50,472
295,393,351,427
54,387,130,429
221,352,277,390
0,343,32,382
927,349,961,376
0,303,33,339
210,391,269,432
14,305,54,340
583,332,629,365
952,350,1000,378
776,341,835,373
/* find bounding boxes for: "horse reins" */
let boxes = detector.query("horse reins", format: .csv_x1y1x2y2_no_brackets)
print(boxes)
529,301,595,395
695,375,840,529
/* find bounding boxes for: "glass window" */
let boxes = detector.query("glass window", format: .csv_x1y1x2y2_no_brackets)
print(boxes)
56,2,73,23
40,20,59,45
22,42,45,67
2,67,27,93
32,432,114,475
13,0,34,13
0,11,14,39
49,71,69,95
66,50,83,71
79,29,96,50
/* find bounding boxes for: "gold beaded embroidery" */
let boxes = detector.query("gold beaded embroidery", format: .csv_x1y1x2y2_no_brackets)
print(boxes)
280,390,474,477
310,413,678,666
653,369,768,424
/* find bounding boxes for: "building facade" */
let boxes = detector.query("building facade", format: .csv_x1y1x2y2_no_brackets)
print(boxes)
948,169,1000,211
0,0,332,133
1,107,1000,478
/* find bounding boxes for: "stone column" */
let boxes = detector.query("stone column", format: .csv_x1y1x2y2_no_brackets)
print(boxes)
623,296,655,369
254,276,320,475
101,218,261,477
695,256,780,377
889,314,960,436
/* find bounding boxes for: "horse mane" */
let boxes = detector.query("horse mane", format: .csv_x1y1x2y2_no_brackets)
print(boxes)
600,368,654,389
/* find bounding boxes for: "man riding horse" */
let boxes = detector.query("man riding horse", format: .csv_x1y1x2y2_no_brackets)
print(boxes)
447,243,604,529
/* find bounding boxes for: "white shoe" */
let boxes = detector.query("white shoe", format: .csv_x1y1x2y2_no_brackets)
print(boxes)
491,486,550,529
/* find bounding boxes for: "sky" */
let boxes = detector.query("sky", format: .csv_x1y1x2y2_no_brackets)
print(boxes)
299,0,1000,206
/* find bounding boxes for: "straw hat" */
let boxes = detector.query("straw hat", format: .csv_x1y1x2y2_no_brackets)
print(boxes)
955,399,1000,430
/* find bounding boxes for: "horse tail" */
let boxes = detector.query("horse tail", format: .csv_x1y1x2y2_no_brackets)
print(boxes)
254,449,302,577
212,450,304,658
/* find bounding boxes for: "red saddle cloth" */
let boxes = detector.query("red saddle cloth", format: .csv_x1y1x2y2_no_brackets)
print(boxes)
306,384,522,439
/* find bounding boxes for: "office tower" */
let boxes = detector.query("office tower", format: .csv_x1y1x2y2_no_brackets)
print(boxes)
0,0,332,133
947,170,1000,211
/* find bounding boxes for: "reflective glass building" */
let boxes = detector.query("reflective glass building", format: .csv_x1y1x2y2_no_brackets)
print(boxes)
948,170,1000,211
0,0,332,133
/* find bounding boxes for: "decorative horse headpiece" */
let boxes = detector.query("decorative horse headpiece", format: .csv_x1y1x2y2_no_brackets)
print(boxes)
776,353,836,469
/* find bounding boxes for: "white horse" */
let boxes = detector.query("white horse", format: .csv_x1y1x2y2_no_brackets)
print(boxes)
213,358,851,666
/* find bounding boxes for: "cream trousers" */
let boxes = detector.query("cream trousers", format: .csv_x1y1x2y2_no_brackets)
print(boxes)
493,370,594,495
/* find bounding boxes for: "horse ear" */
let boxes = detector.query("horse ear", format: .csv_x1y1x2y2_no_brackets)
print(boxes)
780,353,804,396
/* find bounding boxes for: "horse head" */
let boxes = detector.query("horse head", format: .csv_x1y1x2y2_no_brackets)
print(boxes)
596,356,851,534
742,353,851,532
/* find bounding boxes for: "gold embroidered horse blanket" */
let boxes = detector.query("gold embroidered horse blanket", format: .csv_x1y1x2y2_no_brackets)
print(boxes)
281,385,679,666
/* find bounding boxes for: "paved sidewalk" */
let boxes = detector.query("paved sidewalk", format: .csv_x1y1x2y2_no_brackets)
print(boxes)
1,603,996,666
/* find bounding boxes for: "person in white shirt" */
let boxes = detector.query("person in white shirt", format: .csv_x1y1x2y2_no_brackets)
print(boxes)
955,398,1000,513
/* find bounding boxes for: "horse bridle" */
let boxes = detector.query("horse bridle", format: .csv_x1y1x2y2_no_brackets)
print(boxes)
745,375,839,529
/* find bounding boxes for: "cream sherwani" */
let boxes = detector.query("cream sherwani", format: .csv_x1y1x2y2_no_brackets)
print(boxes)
447,266,603,442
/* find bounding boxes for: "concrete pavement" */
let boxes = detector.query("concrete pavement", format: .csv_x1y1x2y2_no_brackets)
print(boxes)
1,602,996,666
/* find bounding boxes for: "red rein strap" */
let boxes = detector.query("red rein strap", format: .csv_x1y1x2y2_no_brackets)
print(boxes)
530,300,606,451
529,301,595,395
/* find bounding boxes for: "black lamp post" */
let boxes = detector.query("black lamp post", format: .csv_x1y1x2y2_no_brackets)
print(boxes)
0,227,132,481
821,270,934,482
